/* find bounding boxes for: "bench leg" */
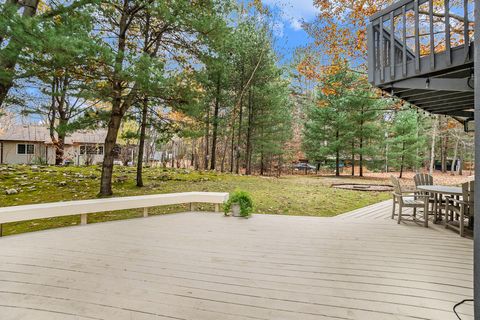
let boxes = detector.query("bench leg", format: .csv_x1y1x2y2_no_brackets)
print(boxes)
190,203,196,211
215,204,220,213
460,205,465,237
397,205,402,224
143,207,149,218
424,202,429,228
391,195,396,219
80,214,87,225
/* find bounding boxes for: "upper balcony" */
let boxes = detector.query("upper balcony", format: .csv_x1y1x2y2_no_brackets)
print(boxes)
368,0,475,121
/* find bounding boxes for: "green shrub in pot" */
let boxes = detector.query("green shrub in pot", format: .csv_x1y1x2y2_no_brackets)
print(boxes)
224,190,253,217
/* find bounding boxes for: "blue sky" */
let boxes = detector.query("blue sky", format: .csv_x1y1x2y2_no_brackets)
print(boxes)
256,0,318,64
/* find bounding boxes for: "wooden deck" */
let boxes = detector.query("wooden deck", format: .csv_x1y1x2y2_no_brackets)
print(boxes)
0,201,474,320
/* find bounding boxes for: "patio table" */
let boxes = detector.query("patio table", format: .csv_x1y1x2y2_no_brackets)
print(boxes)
417,185,463,223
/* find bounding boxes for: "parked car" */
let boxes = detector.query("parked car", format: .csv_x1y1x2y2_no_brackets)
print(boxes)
293,163,317,171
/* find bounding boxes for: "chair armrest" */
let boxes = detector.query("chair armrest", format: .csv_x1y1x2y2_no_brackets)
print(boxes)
392,192,429,199
446,197,467,206
414,188,433,193
397,191,417,195
411,194,430,199
413,190,430,195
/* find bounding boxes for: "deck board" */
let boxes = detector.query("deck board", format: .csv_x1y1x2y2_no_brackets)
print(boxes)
0,201,474,320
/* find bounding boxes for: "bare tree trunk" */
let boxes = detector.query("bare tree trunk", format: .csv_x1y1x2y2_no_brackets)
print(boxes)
335,130,340,177
429,117,437,175
194,142,199,170
229,118,236,172
99,4,131,196
220,134,228,172
234,66,245,174
190,140,195,167
245,89,254,175
277,155,282,178
359,117,364,177
399,142,405,179
204,105,210,170
451,137,459,176
458,145,464,175
100,112,123,196
171,141,175,168
210,73,221,170
260,152,264,176
136,98,148,187
55,135,65,165
46,74,70,166
441,133,448,173
351,141,355,176
235,94,244,174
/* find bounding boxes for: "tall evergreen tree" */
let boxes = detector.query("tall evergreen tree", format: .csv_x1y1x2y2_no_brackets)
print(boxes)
0,0,95,108
303,64,356,176
388,109,426,178
93,0,231,196
19,4,100,164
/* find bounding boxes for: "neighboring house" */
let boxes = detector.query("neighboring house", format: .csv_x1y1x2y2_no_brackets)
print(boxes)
0,126,107,165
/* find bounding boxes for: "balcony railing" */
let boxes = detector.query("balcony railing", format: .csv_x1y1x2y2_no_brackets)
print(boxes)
368,0,475,86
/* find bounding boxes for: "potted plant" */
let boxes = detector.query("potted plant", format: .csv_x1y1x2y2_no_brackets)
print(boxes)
224,190,253,218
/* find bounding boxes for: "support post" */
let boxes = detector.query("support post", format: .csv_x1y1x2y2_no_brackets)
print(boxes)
80,214,87,225
474,0,479,314
143,207,149,218
190,203,196,212
215,204,220,213
367,23,375,83
414,0,420,73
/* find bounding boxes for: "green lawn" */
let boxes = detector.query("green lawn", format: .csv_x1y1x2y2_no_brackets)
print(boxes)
0,165,390,236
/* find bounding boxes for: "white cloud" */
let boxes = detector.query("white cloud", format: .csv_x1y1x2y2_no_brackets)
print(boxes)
262,0,318,31
290,19,303,31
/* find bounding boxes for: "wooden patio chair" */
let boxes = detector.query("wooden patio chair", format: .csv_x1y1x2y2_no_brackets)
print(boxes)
391,176,430,227
414,173,435,214
445,181,474,237
414,173,433,187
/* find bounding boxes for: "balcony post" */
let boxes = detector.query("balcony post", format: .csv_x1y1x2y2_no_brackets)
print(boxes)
475,0,479,315
367,23,375,83
414,0,420,72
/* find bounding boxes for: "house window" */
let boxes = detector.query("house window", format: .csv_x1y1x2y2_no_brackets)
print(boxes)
17,144,34,155
80,145,103,155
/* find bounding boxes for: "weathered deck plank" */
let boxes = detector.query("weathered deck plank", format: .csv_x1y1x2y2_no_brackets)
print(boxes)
0,201,474,320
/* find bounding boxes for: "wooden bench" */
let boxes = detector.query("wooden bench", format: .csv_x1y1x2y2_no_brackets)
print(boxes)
0,192,229,235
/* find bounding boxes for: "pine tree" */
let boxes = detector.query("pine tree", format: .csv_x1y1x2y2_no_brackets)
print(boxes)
93,0,231,196
303,64,356,176
388,109,426,178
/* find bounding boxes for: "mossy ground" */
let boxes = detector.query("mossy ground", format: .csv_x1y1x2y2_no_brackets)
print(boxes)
0,165,390,236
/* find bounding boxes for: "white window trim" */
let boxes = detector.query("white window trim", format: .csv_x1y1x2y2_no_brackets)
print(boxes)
79,144,104,156
17,143,35,155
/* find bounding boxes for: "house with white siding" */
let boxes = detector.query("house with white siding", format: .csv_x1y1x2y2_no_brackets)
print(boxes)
0,126,107,165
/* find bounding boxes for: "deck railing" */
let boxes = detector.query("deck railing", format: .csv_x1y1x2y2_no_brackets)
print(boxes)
368,0,475,85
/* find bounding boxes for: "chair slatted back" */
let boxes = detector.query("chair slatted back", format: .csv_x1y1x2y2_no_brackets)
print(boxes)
391,176,409,206
462,181,475,217
414,173,433,187
390,176,403,194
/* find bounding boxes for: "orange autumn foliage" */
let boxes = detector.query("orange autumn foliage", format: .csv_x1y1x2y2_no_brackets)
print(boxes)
306,0,396,64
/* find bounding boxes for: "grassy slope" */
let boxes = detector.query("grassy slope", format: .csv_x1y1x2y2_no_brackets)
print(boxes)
0,165,390,236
